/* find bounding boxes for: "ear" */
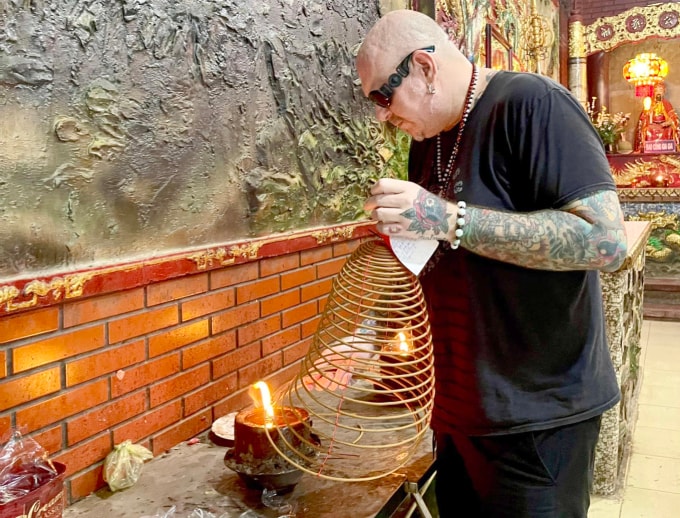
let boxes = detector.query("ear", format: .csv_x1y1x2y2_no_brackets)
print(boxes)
412,50,437,84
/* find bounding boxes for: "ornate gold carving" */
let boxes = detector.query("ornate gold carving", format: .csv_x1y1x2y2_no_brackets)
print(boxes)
569,20,585,58
617,187,680,199
311,225,357,244
585,3,680,54
24,272,96,300
229,242,264,260
1,272,96,312
628,211,679,231
0,286,21,306
188,248,235,270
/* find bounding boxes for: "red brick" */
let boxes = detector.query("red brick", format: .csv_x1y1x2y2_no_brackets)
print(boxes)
184,374,235,416
213,389,252,419
238,354,283,388
13,325,106,373
300,246,333,266
266,363,300,392
149,365,210,408
182,333,236,369
301,315,321,338
147,274,208,306
63,289,144,328
16,379,109,433
333,240,360,257
0,415,11,441
0,367,61,411
283,336,312,365
53,433,112,478
0,350,5,378
67,391,147,446
301,278,333,303
262,326,301,356
148,320,209,358
211,262,258,289
238,315,280,346
280,265,316,290
66,340,146,387
181,289,235,322
212,343,261,379
108,305,178,343
236,277,280,304
111,354,180,398
0,307,59,345
260,290,300,317
212,302,258,334
69,464,104,502
316,257,346,279
113,400,182,445
151,409,211,455
282,301,318,328
29,426,63,455
259,254,300,277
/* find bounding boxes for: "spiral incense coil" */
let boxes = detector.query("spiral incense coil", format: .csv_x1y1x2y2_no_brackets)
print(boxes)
265,238,435,482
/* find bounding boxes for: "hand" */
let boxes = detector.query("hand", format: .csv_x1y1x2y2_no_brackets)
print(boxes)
302,335,379,392
364,178,453,240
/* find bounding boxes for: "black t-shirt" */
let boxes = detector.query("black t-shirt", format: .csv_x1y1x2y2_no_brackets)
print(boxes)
410,71,621,436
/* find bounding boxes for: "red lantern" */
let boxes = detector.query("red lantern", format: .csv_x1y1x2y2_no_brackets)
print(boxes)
623,53,669,97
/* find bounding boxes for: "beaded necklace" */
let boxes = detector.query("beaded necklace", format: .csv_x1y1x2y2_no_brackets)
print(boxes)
435,64,478,195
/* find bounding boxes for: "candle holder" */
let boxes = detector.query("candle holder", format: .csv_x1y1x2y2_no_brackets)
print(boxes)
224,406,318,493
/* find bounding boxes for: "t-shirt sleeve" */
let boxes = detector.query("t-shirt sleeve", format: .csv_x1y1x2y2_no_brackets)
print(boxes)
512,85,616,209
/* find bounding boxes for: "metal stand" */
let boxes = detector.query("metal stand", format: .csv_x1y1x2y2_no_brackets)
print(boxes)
403,469,436,518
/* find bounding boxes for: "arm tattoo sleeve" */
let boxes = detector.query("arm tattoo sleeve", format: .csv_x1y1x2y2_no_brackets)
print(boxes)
461,190,628,272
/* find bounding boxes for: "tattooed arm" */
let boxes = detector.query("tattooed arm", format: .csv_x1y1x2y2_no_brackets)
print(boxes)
364,178,628,272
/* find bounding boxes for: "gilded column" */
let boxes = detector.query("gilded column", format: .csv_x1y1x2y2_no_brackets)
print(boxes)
568,15,588,107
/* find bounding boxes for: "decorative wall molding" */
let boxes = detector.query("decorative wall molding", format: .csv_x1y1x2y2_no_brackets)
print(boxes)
0,221,375,316
584,3,680,55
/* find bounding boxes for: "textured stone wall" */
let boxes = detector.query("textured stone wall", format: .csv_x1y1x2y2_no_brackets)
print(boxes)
594,222,649,495
0,1,388,278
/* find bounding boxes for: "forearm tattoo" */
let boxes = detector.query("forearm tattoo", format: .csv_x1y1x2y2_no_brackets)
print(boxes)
461,190,627,271
401,189,452,237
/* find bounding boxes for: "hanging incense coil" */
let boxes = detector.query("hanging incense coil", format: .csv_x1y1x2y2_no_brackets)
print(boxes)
266,238,435,482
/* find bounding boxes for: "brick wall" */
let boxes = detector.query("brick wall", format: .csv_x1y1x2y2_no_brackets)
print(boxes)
578,0,673,25
0,234,365,503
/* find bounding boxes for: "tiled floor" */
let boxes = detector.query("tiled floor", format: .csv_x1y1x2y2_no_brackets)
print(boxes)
589,319,680,518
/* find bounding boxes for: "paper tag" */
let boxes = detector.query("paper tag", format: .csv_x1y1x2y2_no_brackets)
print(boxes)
389,237,439,276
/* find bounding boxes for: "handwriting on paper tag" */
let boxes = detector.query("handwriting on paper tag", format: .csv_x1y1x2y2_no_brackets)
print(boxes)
389,237,439,276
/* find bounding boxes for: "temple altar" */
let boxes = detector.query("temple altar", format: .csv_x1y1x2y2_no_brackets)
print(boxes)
607,152,680,320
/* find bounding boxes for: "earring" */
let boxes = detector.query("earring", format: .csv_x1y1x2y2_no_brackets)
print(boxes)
427,83,436,94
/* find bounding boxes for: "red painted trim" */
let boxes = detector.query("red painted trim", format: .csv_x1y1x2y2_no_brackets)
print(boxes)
0,222,378,317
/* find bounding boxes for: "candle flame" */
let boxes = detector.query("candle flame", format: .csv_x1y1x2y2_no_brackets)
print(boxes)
251,381,275,428
397,331,411,355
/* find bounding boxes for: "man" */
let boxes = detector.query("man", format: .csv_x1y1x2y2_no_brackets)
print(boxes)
358,10,628,517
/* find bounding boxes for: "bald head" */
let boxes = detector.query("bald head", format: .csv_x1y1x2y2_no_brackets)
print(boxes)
357,10,454,79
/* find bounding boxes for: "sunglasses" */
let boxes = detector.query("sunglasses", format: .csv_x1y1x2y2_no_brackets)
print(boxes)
368,45,435,108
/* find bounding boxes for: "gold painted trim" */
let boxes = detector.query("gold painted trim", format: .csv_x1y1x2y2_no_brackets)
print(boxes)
569,20,586,58
0,222,371,314
310,226,357,244
617,187,680,199
584,3,680,55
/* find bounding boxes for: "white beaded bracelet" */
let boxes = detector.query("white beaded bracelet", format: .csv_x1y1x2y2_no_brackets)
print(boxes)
451,201,467,250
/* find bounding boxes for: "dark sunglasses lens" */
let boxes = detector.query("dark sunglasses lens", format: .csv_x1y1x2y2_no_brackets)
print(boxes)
368,91,391,108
